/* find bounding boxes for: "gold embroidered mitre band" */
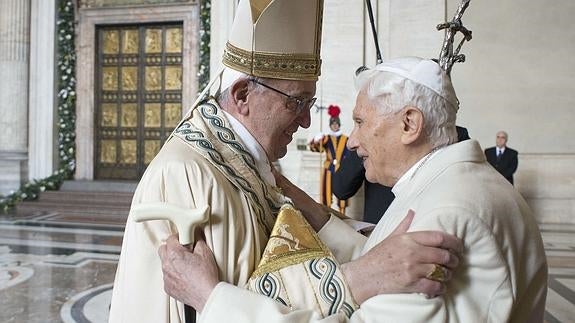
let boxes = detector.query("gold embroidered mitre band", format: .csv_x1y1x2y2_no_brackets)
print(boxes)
246,204,358,318
222,0,324,81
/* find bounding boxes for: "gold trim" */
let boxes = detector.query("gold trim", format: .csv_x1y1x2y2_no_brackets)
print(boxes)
223,42,321,81
426,264,448,282
250,0,274,23
250,205,332,277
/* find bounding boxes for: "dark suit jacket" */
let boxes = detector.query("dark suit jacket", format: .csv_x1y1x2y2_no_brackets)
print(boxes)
332,151,394,224
484,146,518,185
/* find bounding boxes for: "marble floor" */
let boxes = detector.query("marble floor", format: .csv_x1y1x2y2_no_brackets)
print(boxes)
0,210,574,322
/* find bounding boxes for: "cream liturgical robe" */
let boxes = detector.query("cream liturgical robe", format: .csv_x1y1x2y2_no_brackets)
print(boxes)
246,204,358,318
109,99,289,323
199,140,548,323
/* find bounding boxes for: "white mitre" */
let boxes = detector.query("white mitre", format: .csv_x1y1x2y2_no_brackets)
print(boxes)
223,0,324,81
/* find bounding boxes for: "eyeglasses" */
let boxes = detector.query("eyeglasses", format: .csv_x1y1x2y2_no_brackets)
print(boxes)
249,78,317,115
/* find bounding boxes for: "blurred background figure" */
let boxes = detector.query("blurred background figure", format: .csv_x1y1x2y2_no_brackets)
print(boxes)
484,131,518,185
309,105,350,213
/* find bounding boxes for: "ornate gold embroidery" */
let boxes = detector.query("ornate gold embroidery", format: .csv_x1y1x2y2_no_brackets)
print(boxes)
251,205,331,277
223,42,321,81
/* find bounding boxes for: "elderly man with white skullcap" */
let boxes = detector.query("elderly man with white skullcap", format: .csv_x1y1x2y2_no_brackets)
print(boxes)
157,52,549,322
153,57,548,323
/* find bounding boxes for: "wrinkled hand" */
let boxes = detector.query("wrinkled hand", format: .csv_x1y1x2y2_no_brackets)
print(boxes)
342,210,463,303
158,233,220,312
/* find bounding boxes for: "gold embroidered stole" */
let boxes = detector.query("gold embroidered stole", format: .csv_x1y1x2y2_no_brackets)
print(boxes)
172,98,287,235
247,204,358,318
173,99,357,317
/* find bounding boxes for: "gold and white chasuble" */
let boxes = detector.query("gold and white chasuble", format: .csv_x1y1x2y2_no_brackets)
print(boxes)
247,204,358,318
109,98,357,322
110,99,289,323
199,140,547,323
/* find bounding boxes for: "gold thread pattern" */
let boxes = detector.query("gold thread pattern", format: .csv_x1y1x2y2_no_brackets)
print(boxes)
251,205,330,277
222,42,321,81
246,206,358,318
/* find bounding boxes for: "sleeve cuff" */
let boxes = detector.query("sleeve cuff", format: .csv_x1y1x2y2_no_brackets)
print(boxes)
318,215,367,262
199,282,234,322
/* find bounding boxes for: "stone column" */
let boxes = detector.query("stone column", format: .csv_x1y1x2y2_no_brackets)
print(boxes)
28,0,56,180
0,0,31,195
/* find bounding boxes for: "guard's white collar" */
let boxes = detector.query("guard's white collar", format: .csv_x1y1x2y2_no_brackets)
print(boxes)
329,129,343,137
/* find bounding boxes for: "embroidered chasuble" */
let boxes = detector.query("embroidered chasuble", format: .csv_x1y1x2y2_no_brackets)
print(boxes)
247,204,358,318
198,140,547,323
109,98,289,323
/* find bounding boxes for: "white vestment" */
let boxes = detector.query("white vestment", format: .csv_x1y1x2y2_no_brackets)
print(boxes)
109,99,288,323
199,140,548,323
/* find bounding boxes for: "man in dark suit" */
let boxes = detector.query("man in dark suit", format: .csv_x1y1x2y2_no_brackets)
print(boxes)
333,126,470,224
332,151,394,224
484,131,518,185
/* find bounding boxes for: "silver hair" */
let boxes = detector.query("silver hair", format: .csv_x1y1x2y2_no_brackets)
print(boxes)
354,69,458,147
497,130,508,139
216,75,264,103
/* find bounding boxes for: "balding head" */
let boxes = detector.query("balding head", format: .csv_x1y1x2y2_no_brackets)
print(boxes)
496,131,508,148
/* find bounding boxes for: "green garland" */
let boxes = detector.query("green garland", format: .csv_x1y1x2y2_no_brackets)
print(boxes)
198,0,211,92
1,0,211,213
0,0,76,212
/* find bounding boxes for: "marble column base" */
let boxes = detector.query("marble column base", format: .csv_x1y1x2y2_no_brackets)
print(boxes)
0,151,28,195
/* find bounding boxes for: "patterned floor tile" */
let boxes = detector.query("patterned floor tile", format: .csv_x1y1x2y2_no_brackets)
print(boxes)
0,211,574,322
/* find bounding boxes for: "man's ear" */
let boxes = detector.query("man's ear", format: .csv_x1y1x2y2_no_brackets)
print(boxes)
230,78,251,115
400,106,424,145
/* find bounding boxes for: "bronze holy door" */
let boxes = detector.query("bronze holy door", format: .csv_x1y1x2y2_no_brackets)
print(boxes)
95,24,183,180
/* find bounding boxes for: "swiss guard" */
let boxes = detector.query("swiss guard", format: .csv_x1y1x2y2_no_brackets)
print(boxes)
309,105,350,213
